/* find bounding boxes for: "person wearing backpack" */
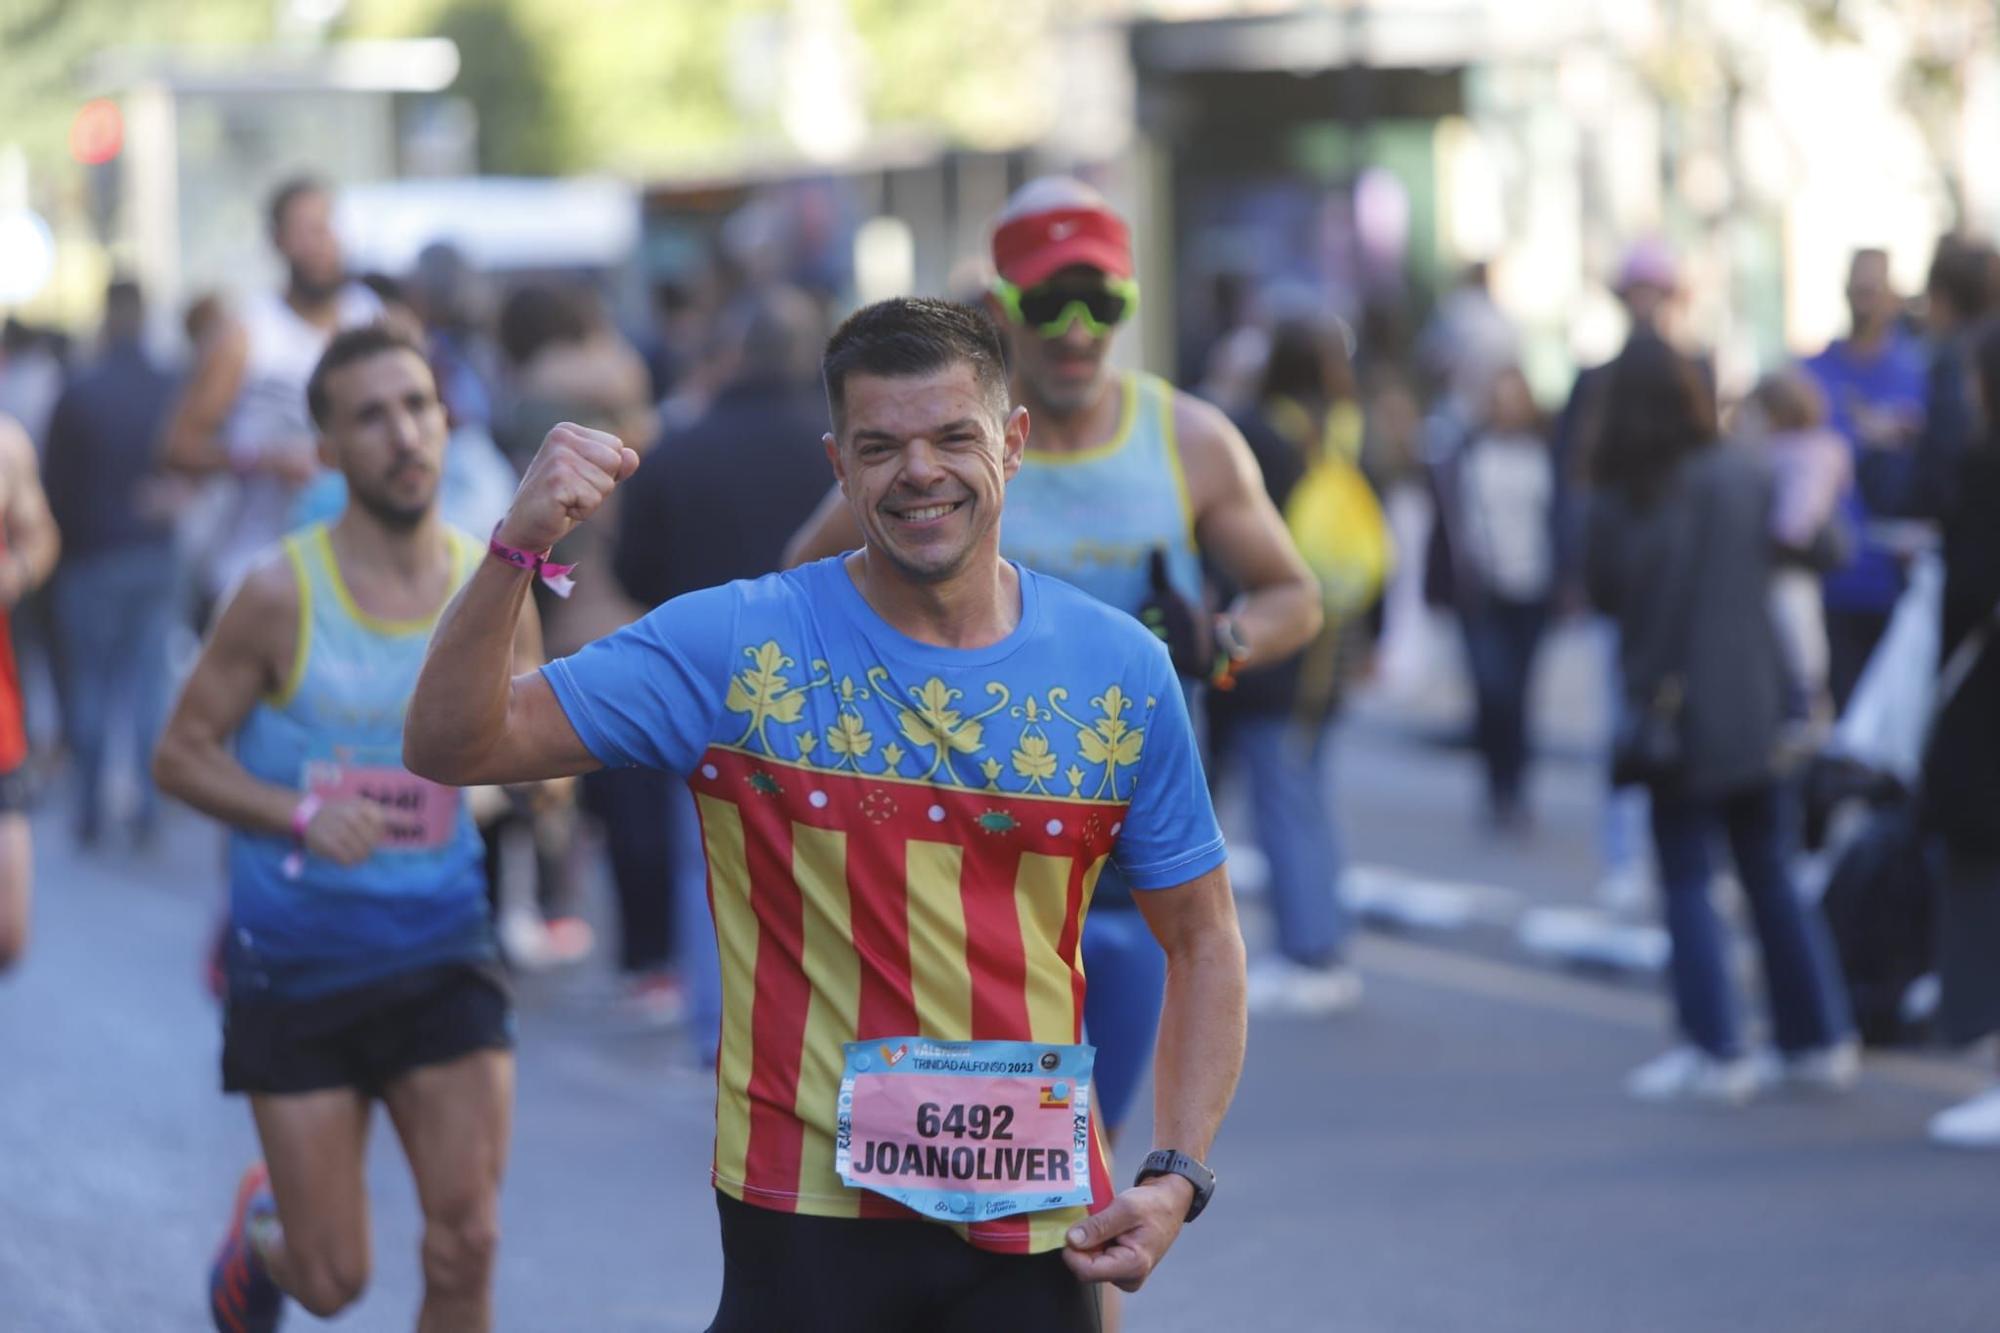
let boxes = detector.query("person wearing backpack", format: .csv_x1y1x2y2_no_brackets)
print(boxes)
1922,322,2000,1148
1585,335,1857,1104
1209,314,1388,1015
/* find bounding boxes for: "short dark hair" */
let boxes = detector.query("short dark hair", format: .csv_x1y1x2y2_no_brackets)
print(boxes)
821,298,1009,431
268,175,328,237
306,323,430,429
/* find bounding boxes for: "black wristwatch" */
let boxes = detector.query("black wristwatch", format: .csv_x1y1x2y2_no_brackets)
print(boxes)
1134,1149,1216,1222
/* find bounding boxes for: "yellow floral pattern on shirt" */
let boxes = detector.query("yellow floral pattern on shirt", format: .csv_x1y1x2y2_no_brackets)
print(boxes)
720,639,1154,800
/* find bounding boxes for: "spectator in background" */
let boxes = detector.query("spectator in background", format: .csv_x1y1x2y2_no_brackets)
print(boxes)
1586,335,1855,1105
1921,321,2000,1149
612,285,834,1051
1453,364,1557,831
485,282,657,972
1744,368,1852,738
43,279,180,848
1556,238,1686,916
159,176,382,611
1900,234,1997,524
1212,314,1367,1015
1801,248,1928,711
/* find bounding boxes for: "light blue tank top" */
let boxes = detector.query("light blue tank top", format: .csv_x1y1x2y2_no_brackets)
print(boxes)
227,522,492,1000
1000,373,1204,617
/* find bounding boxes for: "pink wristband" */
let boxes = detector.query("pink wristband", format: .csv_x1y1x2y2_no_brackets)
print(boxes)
488,524,576,598
283,793,323,879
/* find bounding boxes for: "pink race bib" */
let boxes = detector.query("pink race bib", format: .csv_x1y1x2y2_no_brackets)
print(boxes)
302,762,460,850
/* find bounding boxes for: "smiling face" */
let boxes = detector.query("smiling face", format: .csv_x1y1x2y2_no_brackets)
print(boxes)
317,347,447,530
825,361,1027,585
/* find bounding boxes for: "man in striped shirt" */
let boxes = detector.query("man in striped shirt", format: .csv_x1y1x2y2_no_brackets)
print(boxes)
407,298,1247,1331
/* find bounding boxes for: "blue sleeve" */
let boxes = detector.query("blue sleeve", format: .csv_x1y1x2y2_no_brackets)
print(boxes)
1112,651,1228,890
540,583,739,775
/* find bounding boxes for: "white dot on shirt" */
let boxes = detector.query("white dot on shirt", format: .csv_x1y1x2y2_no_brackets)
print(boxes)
809,790,829,809
701,764,718,780
928,805,946,823
1111,822,1122,837
1045,819,1064,837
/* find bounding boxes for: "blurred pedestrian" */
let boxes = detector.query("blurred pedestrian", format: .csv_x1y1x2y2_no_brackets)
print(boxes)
43,278,180,848
1901,233,1997,523
1557,239,1686,915
1802,248,1928,711
1213,314,1369,1013
1921,321,2000,1149
160,175,383,610
1452,364,1556,830
611,285,833,1044
1745,368,1852,738
487,281,658,969
0,412,59,973
1586,335,1856,1104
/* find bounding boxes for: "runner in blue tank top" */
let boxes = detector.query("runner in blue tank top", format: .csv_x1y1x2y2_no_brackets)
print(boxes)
787,183,1321,1329
155,324,546,1333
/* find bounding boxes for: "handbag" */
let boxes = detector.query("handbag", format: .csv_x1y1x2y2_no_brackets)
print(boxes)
1609,470,1710,789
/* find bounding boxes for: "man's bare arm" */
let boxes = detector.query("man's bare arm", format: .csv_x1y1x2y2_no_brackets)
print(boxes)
782,483,861,568
405,424,637,788
1063,862,1246,1291
1175,395,1324,669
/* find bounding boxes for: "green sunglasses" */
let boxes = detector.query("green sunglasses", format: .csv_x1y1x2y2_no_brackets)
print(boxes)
992,275,1140,337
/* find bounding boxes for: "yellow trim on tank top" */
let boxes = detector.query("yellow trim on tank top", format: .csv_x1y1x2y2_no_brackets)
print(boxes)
1156,376,1199,547
311,523,470,638
266,535,314,708
1020,373,1139,466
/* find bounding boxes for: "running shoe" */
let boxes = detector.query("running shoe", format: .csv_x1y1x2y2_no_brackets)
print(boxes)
209,1162,284,1333
1245,958,1363,1016
1624,1046,1759,1106
1928,1083,2000,1150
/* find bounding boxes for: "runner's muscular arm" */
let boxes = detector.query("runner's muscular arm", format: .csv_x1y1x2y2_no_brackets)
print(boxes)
406,423,637,787
1174,394,1323,669
0,417,58,606
151,555,384,863
1064,863,1246,1292
782,482,862,568
159,317,249,475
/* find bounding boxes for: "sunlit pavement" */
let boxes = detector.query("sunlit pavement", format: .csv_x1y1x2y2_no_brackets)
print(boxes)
6,627,1996,1330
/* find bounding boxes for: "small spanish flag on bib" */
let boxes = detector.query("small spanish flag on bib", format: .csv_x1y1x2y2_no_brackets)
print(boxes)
1039,1082,1072,1109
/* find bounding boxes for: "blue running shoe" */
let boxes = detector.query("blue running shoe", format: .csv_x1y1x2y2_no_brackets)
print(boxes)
209,1162,284,1333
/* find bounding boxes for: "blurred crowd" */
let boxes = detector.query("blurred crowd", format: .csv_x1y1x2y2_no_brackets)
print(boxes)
5,172,2000,1142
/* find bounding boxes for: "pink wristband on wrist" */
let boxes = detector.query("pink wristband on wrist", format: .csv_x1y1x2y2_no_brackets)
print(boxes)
283,793,323,879
488,524,577,599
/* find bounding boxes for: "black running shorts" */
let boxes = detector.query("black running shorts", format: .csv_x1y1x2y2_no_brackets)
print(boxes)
222,961,513,1097
706,1191,1103,1333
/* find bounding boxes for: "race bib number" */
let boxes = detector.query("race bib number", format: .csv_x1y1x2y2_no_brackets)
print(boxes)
302,762,459,851
834,1038,1094,1223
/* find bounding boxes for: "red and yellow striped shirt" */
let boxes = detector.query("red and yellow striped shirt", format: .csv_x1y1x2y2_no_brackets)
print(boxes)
544,560,1227,1254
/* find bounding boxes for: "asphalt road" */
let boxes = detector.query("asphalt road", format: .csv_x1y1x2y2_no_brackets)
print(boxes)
5,627,1996,1331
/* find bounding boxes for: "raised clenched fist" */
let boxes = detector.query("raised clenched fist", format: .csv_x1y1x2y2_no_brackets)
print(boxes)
496,422,641,553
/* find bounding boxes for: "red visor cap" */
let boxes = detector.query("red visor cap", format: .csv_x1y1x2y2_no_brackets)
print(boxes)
991,207,1134,289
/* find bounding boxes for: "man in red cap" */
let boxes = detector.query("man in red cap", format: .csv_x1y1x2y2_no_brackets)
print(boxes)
787,176,1322,1331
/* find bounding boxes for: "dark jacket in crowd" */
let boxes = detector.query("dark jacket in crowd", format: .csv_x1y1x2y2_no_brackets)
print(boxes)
614,379,834,608
1923,448,2000,854
1585,445,1791,800
43,340,178,559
